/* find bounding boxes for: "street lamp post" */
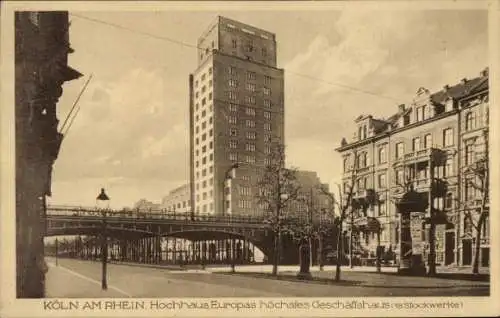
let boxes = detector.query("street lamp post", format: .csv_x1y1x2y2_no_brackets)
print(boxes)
96,188,110,290
55,238,58,266
308,188,313,269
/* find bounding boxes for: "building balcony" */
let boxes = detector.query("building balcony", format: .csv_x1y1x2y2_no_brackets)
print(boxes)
403,148,432,163
353,189,368,199
356,166,372,174
465,198,487,209
403,178,447,197
394,148,448,167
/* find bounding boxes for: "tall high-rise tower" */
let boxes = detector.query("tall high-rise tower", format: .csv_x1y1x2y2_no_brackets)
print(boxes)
189,16,284,216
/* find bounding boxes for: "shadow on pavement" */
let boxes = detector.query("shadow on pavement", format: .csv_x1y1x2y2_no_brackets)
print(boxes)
218,271,490,290
218,272,364,287
359,271,490,282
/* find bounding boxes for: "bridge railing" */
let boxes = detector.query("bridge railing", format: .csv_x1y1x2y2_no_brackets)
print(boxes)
46,205,339,226
46,205,267,224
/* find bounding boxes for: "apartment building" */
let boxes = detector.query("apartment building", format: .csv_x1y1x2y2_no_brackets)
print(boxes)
336,68,489,268
161,184,191,213
132,199,161,212
189,16,285,216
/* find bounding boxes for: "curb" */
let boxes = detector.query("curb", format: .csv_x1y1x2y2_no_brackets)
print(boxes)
218,271,490,289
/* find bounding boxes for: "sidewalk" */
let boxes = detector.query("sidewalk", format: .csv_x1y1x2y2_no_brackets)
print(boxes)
45,261,131,298
206,264,398,273
49,257,490,276
219,269,490,289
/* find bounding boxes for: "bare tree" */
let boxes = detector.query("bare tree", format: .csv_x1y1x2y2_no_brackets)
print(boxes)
281,207,314,279
459,130,489,274
354,189,382,272
312,187,337,271
319,153,358,281
256,141,301,276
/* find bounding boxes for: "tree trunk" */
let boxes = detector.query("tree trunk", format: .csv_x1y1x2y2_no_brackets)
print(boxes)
472,213,486,275
428,222,436,276
376,230,381,273
335,222,343,281
297,240,312,279
349,213,354,268
272,230,280,276
318,235,324,271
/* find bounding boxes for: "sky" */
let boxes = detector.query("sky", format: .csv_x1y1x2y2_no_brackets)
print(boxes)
49,8,488,209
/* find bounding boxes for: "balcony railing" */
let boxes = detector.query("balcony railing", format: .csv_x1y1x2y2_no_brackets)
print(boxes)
466,198,484,208
356,166,372,174
46,205,267,224
353,189,367,198
395,148,448,166
404,148,432,162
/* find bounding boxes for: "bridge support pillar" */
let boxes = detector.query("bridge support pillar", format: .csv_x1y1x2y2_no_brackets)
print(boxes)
147,237,152,264
120,240,126,262
93,239,98,260
136,239,140,263
143,238,146,263
133,240,138,262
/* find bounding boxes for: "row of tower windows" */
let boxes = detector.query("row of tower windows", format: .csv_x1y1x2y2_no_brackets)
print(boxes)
226,129,273,142
195,178,214,191
228,153,271,166
227,120,272,131
227,67,273,84
194,67,213,88
196,190,214,201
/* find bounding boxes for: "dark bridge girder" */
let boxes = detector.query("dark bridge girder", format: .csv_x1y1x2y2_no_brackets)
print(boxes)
47,227,154,240
45,213,309,262
46,227,275,259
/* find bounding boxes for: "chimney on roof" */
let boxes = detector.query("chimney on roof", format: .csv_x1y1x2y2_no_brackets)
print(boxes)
461,78,467,84
443,84,449,92
341,138,348,147
480,67,489,77
398,104,405,113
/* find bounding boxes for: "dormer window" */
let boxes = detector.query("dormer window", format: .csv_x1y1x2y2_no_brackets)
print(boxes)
415,105,428,122
358,124,368,140
445,98,454,112
403,114,410,126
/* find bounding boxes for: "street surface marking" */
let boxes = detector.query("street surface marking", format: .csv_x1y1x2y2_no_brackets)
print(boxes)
47,262,132,297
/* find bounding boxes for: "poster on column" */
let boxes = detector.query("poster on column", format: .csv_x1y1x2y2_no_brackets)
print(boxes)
0,1,497,318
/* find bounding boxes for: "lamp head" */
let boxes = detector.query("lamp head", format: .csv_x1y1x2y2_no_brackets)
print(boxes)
96,188,110,201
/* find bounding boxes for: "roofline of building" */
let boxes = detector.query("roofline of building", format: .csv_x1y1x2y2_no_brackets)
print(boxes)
191,49,284,74
335,109,459,153
197,16,220,45
217,16,277,40
198,16,277,45
335,86,488,153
